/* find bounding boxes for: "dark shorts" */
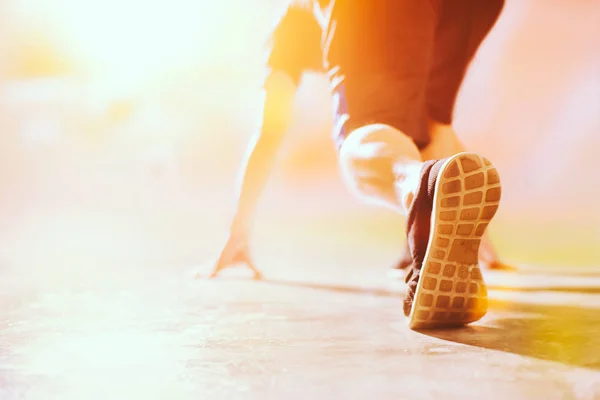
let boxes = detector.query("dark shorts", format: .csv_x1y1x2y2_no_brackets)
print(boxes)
327,0,505,150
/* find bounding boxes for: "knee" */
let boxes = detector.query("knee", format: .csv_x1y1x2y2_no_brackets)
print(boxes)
340,123,421,161
338,124,402,197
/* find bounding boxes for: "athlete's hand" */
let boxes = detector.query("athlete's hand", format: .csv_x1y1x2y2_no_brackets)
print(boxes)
204,233,262,280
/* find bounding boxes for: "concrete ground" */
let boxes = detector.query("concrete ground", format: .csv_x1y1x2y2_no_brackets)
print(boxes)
1,262,600,400
1,194,599,399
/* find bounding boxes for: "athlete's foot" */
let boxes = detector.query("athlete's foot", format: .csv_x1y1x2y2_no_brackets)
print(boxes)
403,152,501,330
203,237,263,280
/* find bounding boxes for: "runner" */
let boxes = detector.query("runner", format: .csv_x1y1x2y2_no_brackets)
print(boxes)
208,0,506,329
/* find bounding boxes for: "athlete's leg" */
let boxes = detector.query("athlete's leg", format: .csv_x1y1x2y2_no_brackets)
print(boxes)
338,123,502,328
425,0,505,127
329,0,503,328
329,0,505,213
339,124,422,215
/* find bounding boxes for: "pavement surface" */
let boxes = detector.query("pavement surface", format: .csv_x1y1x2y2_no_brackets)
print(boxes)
1,224,600,400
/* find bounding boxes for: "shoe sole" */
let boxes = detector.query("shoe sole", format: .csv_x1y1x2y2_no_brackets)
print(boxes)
408,152,502,330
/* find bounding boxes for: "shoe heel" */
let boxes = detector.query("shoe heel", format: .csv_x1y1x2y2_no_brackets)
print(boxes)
409,153,501,329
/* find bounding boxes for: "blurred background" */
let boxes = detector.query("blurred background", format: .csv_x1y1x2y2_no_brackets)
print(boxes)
0,0,598,278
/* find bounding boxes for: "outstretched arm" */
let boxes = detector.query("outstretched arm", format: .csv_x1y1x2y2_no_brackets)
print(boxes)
225,3,323,238
232,2,323,234
229,70,298,236
208,4,323,278
207,72,297,279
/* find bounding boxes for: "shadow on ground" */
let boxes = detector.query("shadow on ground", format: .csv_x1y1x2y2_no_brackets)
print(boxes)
423,300,600,370
258,277,600,370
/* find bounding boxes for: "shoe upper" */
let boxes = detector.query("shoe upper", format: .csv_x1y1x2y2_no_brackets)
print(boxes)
402,158,446,316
